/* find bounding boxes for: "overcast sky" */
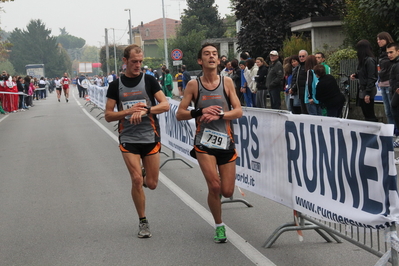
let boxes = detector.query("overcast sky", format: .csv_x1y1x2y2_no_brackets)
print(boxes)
0,0,232,47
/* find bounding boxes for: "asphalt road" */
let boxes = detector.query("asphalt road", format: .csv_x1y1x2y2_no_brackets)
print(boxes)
0,86,388,266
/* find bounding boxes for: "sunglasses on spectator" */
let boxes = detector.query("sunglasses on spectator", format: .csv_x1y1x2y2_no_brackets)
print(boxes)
299,55,306,58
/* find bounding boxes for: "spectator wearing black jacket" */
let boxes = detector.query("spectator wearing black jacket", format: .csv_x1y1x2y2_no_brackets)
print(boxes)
290,50,309,114
387,43,399,133
351,39,378,122
255,57,268,108
314,64,345,117
231,59,243,105
16,76,25,111
77,74,86,98
377,32,395,125
266,51,284,109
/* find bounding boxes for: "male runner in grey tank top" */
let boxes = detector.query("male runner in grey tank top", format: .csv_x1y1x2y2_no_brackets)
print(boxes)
105,44,169,238
177,43,242,243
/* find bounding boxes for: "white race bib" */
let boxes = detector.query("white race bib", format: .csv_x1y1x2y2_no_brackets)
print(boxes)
122,99,146,110
122,99,147,120
200,128,228,149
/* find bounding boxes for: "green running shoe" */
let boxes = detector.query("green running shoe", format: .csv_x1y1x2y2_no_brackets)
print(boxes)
214,225,227,243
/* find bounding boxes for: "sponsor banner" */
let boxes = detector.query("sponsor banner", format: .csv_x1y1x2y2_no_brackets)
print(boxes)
87,82,108,110
159,98,197,164
159,100,399,228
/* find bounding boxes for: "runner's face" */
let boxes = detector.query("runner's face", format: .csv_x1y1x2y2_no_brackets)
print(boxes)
198,46,219,69
124,51,143,77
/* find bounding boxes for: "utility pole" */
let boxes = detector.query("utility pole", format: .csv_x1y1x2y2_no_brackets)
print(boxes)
124,9,132,45
162,0,169,69
104,28,110,75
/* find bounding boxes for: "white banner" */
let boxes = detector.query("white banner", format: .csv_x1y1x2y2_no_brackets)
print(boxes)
87,81,108,110
159,99,399,228
159,98,197,164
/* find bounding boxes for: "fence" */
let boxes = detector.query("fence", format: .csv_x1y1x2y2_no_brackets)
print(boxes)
339,59,359,101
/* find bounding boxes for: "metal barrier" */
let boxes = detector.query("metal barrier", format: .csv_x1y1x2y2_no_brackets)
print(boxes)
264,211,399,266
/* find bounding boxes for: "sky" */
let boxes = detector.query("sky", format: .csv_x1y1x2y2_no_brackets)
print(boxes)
0,0,232,47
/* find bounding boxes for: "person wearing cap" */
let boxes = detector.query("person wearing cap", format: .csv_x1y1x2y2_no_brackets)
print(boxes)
144,66,155,77
153,69,160,82
107,72,114,84
266,50,284,109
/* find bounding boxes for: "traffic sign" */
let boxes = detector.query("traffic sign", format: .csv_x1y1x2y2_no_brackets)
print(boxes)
171,49,183,61
173,60,182,66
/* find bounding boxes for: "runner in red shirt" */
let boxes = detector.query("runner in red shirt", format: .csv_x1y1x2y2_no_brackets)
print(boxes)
60,73,71,102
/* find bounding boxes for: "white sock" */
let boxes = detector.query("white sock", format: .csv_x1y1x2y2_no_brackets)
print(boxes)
215,223,225,228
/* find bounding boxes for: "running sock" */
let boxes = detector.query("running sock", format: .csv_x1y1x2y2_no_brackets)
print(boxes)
215,222,225,228
139,217,148,224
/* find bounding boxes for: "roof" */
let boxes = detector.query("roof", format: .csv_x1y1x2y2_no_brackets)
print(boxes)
132,18,181,41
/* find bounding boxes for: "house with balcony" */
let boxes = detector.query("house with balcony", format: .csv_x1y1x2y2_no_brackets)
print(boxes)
131,18,181,58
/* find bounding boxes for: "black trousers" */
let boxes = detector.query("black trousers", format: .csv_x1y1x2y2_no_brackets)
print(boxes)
359,97,378,122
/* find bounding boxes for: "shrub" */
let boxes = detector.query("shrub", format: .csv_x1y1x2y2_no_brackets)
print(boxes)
280,34,312,59
326,48,357,78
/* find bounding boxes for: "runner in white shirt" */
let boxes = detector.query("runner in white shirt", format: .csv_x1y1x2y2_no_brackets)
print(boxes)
54,77,62,102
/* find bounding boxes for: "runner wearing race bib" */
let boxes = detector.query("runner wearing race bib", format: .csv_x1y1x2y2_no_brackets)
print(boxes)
104,44,169,239
60,73,71,102
176,43,243,243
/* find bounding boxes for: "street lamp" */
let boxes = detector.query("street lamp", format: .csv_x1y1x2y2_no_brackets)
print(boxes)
124,8,132,45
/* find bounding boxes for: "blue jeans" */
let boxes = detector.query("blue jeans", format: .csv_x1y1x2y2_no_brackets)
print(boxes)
380,86,394,124
251,93,257,107
243,87,253,107
306,103,322,115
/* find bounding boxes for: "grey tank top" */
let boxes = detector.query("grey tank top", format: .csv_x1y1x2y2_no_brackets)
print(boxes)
194,76,235,150
118,74,160,144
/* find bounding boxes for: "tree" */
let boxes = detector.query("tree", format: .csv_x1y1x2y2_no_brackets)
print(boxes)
99,45,125,74
171,0,223,71
223,14,237,38
180,0,224,39
358,0,399,38
163,30,206,72
0,60,15,75
57,27,85,50
233,0,344,58
81,46,100,63
8,19,72,77
341,0,398,52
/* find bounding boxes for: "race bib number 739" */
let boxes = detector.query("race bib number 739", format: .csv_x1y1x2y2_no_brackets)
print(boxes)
200,128,228,149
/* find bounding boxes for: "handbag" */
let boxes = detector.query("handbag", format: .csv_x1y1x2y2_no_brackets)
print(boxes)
166,84,172,91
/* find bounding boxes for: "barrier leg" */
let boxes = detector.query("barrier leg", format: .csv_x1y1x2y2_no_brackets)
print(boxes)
221,196,253,208
263,211,341,248
160,151,192,169
391,224,398,266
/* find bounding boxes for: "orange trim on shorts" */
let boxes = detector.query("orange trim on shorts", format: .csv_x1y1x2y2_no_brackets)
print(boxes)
194,145,207,154
119,144,128,152
148,142,161,155
229,149,238,162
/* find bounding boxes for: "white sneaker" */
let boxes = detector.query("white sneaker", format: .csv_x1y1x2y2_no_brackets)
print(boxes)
395,158,399,165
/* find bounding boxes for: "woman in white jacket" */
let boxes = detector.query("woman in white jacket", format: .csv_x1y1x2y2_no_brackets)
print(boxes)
243,59,258,107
